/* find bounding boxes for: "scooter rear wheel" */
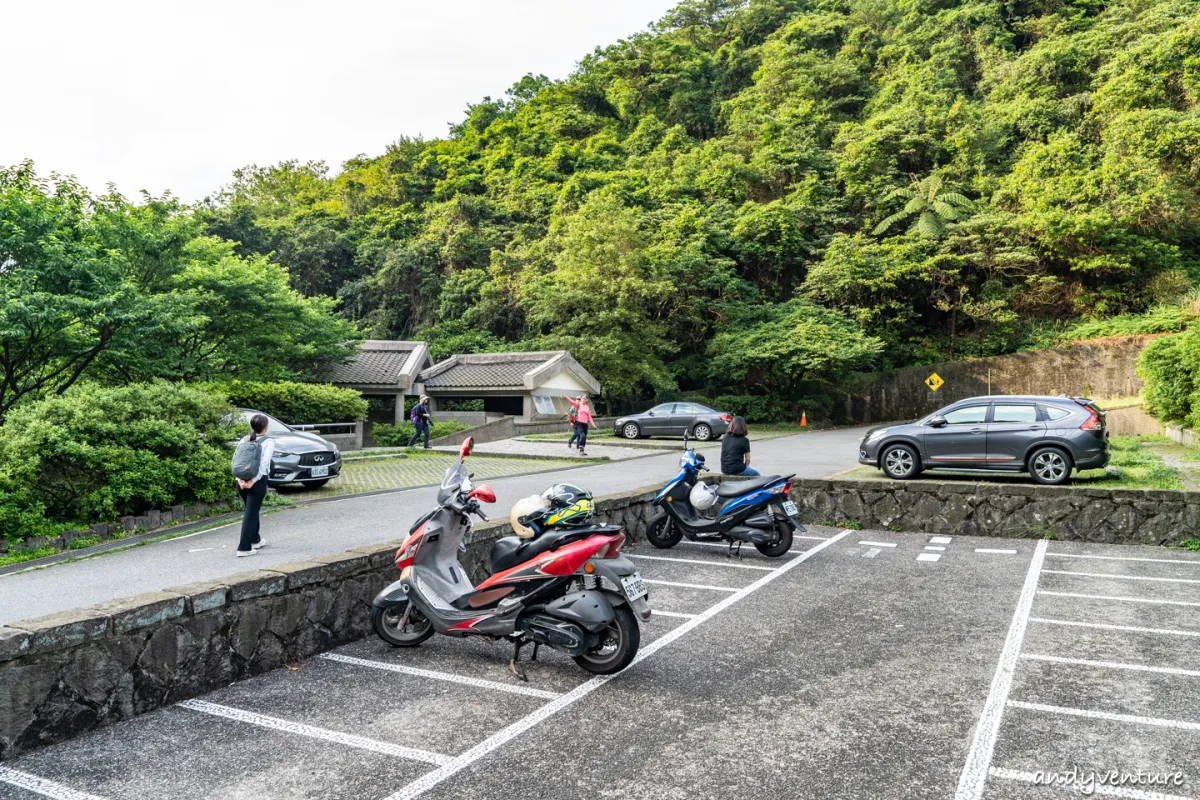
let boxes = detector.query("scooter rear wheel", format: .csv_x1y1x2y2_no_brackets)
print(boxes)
754,521,794,558
573,605,640,675
646,513,682,549
372,602,434,647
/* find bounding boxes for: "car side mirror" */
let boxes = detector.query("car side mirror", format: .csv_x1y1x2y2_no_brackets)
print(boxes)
928,416,948,428
647,411,654,416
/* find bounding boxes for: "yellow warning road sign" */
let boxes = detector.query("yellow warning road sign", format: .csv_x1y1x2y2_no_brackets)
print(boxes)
925,373,944,392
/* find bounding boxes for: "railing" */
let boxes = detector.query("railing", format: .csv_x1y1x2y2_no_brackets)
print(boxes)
291,421,364,451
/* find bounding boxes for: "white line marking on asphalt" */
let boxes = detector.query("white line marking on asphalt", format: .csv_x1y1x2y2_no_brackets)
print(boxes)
859,541,897,548
930,536,953,544
382,531,853,800
862,548,881,559
1007,700,1200,732
794,535,830,541
1046,552,1200,566
975,549,1017,554
651,610,699,619
1030,617,1200,637
917,553,941,562
177,699,450,765
989,767,1197,800
0,767,107,800
678,541,810,554
1038,591,1200,608
953,539,1047,800
1043,569,1200,585
187,548,215,553
1020,653,1200,678
643,579,739,592
626,554,775,571
319,653,562,699
925,546,946,551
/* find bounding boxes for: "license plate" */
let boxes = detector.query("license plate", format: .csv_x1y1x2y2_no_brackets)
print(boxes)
621,572,648,601
782,500,799,517
310,465,329,478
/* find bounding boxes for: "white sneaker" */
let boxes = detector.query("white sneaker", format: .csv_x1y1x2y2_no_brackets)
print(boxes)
252,539,268,550
236,549,258,558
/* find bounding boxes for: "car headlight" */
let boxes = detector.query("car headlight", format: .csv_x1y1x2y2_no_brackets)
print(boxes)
866,429,888,443
275,450,295,458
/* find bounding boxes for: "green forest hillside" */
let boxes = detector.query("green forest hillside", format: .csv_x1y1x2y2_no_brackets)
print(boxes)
202,0,1200,407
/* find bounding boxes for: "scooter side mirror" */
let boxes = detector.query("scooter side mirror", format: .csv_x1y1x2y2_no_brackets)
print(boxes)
459,436,474,459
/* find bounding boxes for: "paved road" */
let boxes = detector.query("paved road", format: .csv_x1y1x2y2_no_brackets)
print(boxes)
3,528,1197,799
0,428,867,626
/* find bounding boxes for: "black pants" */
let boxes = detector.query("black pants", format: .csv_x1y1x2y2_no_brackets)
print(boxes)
408,421,430,447
572,421,589,451
237,479,268,552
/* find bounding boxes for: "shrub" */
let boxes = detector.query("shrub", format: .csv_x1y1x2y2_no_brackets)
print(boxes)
372,420,471,447
216,380,367,424
710,394,834,424
0,382,235,541
1139,331,1199,424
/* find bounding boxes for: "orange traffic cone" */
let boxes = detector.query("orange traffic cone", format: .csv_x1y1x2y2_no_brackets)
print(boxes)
800,411,808,428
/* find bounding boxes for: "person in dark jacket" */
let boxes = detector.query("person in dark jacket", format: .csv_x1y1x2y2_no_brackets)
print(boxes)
408,395,432,448
235,414,274,557
720,416,759,477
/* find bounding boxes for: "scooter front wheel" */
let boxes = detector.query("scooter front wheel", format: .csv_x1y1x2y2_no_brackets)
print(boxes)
372,602,434,647
574,605,640,675
754,521,794,557
645,512,682,549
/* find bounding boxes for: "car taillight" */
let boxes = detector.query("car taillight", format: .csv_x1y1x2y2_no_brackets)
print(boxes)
719,414,733,422
1079,408,1102,430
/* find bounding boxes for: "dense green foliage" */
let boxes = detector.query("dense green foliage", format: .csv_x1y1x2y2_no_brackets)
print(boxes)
199,0,1200,405
0,383,235,539
218,380,368,423
372,420,471,447
1139,331,1200,426
0,164,359,418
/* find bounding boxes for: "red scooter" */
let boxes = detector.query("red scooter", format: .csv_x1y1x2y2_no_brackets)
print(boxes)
370,438,651,678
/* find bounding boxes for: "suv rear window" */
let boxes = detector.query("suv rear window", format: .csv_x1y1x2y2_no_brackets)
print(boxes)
1043,406,1072,421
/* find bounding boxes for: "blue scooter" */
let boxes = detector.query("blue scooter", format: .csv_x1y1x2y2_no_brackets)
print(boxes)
644,436,805,557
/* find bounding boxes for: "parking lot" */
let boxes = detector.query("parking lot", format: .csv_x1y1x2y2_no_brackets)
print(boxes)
1,528,1197,799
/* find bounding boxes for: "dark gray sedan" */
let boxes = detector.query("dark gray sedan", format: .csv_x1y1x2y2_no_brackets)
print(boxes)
233,409,342,488
614,403,732,441
857,395,1109,485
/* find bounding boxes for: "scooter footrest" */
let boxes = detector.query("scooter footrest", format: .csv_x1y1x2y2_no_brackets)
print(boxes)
415,575,454,611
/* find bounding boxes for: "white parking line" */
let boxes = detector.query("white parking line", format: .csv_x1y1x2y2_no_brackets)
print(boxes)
859,541,897,548
917,553,941,562
988,767,1197,800
1030,618,1200,638
1042,569,1200,585
930,536,953,544
954,539,1047,800
677,541,812,553
626,554,775,571
319,653,562,699
975,549,1017,555
177,699,450,765
1037,591,1200,608
925,546,946,551
1021,653,1200,678
1007,700,1200,732
0,767,106,800
1046,552,1200,566
382,530,853,800
651,610,698,619
643,579,739,592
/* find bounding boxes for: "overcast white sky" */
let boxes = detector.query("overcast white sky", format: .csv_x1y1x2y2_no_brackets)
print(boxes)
2,0,679,202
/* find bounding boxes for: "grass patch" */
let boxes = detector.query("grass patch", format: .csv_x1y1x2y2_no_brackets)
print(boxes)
0,546,61,567
1182,539,1200,551
66,535,101,550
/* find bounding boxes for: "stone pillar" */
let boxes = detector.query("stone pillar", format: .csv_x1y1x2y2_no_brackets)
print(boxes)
522,394,534,422
394,393,406,425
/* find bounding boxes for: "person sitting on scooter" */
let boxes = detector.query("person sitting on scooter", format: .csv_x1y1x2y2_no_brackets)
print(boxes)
720,415,759,477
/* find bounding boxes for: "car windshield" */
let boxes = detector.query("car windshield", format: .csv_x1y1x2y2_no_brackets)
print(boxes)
238,411,291,435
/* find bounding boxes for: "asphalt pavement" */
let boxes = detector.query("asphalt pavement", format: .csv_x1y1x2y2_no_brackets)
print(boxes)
0,428,867,626
4,528,1197,799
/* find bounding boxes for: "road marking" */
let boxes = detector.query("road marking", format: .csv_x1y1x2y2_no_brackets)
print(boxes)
953,539,1047,800
925,546,946,551
0,767,106,800
320,653,562,699
626,554,775,571
1046,552,1200,566
382,531,853,800
188,547,215,553
975,548,1017,554
917,553,941,562
862,548,881,559
989,767,1197,800
643,579,739,592
930,536,953,544
1030,618,1200,637
1038,591,1200,608
177,699,450,765
859,541,897,548
651,610,698,619
678,541,811,553
1021,653,1200,678
1042,569,1200,585
1007,700,1200,732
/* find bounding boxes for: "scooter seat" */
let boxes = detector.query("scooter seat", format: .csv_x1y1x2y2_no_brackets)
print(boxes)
489,526,611,574
716,475,781,497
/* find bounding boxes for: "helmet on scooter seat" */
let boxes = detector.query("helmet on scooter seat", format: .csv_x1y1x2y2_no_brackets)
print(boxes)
510,495,552,539
689,482,719,511
540,484,595,527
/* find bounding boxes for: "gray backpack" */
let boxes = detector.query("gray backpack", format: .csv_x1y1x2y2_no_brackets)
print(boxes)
231,436,264,480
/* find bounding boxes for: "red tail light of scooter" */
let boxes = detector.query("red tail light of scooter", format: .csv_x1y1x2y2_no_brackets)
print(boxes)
593,532,626,559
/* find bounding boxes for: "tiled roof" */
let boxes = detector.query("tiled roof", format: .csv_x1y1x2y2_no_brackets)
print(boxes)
321,341,422,387
421,360,547,389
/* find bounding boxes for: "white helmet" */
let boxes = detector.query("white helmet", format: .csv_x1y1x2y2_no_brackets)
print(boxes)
689,482,720,511
510,495,551,539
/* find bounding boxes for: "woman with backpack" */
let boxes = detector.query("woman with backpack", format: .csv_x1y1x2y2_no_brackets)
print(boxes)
232,414,275,557
408,395,432,449
562,394,595,456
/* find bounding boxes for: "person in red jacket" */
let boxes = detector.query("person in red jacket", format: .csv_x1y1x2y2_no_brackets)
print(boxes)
562,394,595,456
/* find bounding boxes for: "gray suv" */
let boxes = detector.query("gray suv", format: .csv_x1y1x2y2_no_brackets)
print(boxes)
858,396,1109,485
